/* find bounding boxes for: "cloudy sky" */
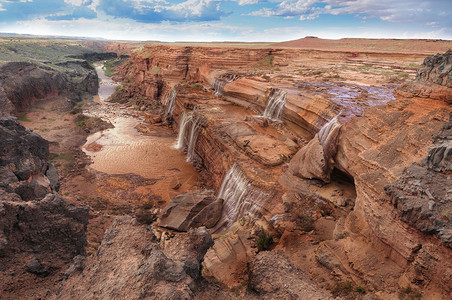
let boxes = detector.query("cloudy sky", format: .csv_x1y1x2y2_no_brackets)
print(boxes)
0,0,451,42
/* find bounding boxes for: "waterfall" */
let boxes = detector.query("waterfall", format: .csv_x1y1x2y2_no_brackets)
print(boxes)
175,110,201,163
175,111,190,149
212,73,237,96
318,114,342,161
262,88,287,121
213,163,272,232
162,88,177,119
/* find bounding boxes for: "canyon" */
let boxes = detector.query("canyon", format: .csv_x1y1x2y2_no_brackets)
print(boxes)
0,37,451,299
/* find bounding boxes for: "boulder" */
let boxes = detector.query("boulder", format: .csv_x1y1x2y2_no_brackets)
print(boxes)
160,191,222,231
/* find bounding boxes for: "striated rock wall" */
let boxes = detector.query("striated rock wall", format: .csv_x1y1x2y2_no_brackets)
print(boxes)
335,96,452,291
396,50,452,103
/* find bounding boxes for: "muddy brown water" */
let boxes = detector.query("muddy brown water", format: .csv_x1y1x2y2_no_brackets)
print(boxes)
83,64,199,203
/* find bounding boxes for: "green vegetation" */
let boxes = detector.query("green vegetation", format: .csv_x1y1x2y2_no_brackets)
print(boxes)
398,285,422,300
298,214,315,232
149,66,162,74
188,83,204,89
253,55,274,69
327,280,353,297
355,286,366,294
18,114,31,122
256,227,273,251
103,57,127,77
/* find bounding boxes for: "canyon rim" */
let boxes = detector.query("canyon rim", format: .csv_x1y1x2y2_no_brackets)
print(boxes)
0,34,451,300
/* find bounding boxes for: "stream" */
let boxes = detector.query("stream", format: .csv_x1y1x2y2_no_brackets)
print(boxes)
82,63,199,203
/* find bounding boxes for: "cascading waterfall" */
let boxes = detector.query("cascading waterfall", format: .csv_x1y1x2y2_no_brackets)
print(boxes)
212,73,237,96
213,163,272,232
175,111,190,149
162,88,177,119
175,110,201,163
262,88,287,121
317,113,343,168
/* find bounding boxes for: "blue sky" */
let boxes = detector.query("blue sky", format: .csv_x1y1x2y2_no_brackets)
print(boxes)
0,0,451,42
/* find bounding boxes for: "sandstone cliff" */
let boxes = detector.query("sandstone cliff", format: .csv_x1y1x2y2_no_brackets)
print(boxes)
94,43,452,298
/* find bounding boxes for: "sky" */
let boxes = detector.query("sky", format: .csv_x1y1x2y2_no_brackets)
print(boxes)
0,0,451,42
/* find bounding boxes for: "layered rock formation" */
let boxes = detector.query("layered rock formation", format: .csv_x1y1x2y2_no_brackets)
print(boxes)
98,43,452,297
397,49,452,103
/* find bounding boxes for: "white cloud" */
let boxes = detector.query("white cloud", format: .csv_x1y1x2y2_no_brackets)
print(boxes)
11,15,252,41
167,0,220,18
248,0,452,27
248,0,321,20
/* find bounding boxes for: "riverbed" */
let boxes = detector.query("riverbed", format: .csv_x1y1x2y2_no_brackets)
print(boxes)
82,63,199,203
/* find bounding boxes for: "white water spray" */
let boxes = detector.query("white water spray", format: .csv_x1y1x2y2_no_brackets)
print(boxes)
162,88,177,119
262,88,287,121
213,163,272,231
212,73,237,96
175,110,201,163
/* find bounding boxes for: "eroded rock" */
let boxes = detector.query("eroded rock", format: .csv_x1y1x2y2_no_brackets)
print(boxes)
248,250,333,299
159,191,222,231
54,216,214,300
396,50,452,103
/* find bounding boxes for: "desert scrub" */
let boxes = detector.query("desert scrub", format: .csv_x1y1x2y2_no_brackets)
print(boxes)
327,280,353,297
149,66,162,74
355,285,366,294
297,214,315,232
188,83,204,89
18,114,31,122
256,227,273,251
398,285,422,300
253,55,274,69
74,114,113,133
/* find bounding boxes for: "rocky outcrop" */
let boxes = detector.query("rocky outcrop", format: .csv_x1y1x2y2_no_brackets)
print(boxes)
248,250,333,299
335,95,452,292
385,112,452,248
0,60,98,114
54,216,214,300
0,117,51,198
289,115,342,182
159,191,222,231
0,117,89,297
396,50,452,103
0,193,89,259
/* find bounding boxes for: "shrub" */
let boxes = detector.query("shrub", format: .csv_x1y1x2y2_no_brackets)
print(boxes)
398,285,422,300
256,228,273,251
356,286,366,294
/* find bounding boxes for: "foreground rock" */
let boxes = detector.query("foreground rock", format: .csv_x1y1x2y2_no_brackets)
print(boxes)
54,216,214,299
249,250,333,300
0,117,89,298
